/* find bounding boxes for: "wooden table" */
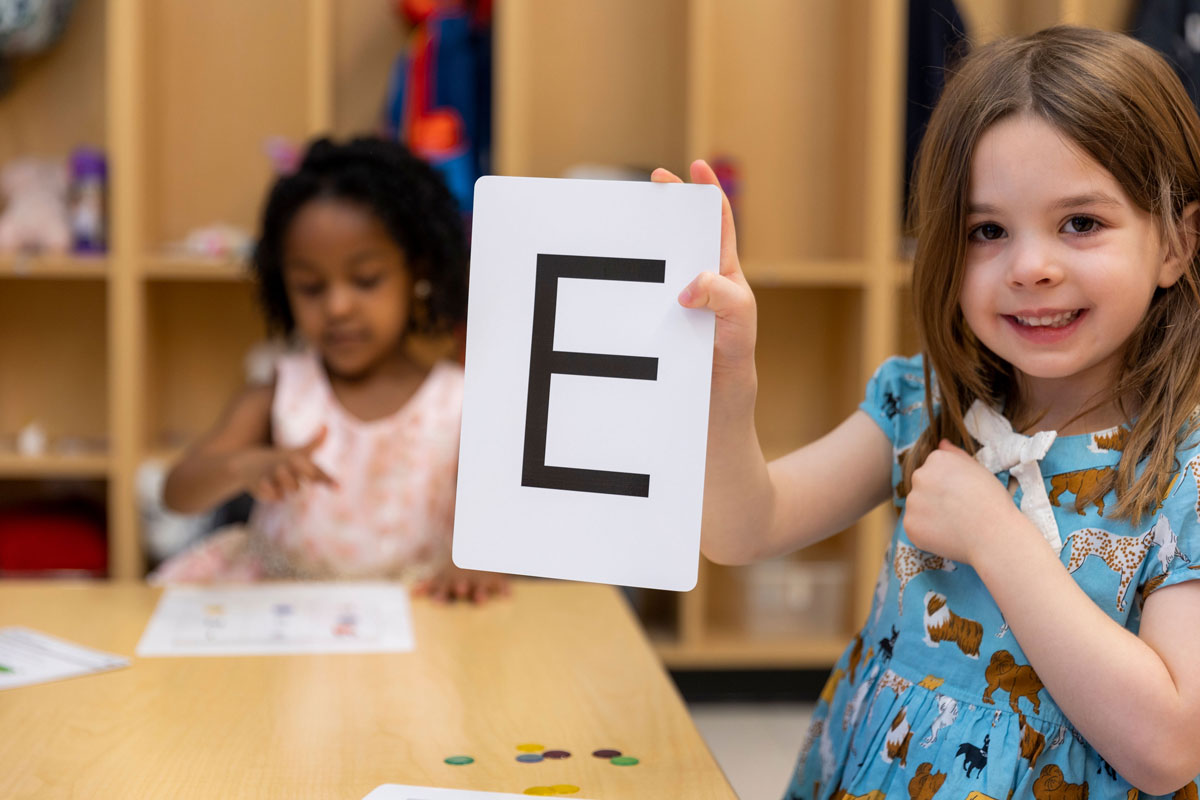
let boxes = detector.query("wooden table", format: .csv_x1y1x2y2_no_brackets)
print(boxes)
0,580,736,799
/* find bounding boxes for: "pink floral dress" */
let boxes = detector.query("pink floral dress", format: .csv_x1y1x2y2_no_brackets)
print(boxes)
151,351,463,583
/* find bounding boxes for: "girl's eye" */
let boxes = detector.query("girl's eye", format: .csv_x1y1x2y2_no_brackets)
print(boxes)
1063,215,1099,234
353,275,382,290
294,283,324,297
969,222,1005,241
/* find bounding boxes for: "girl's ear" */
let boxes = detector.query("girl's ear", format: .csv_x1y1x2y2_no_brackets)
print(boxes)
1160,201,1200,288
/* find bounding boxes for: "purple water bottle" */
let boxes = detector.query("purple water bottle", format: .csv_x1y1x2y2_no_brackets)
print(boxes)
69,147,107,254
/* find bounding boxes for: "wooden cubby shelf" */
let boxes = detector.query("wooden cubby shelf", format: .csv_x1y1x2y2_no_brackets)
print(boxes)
0,255,108,280
0,453,110,479
0,0,1137,671
142,255,251,282
742,259,870,288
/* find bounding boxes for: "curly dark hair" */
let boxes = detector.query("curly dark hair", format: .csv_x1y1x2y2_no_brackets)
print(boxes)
252,136,468,337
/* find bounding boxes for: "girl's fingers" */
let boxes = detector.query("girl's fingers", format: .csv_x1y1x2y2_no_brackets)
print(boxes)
255,477,281,503
291,453,338,488
689,159,741,278
650,167,682,184
678,270,753,319
938,439,966,455
274,464,300,494
652,161,743,281
298,425,327,455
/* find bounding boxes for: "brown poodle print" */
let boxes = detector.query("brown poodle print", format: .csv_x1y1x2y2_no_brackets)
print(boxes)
908,762,946,800
923,591,983,658
1032,764,1089,800
1174,780,1198,800
1049,466,1114,516
983,650,1044,714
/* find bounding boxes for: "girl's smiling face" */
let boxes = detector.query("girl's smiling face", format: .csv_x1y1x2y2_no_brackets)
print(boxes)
959,113,1187,417
281,198,413,380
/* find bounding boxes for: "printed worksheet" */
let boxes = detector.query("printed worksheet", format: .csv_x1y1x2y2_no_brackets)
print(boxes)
136,582,415,656
0,627,129,689
364,787,595,800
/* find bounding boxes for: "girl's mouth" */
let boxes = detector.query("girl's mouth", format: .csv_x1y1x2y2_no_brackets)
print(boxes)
1004,308,1086,341
1011,309,1080,328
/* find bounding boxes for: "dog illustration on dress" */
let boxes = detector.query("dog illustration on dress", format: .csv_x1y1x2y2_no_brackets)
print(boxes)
1172,780,1198,800
922,591,983,658
894,542,957,614
1090,427,1130,452
843,663,881,731
921,693,959,748
956,733,989,778
844,633,864,681
1018,713,1046,768
868,669,914,724
818,667,845,705
795,718,837,793
982,650,1044,714
1031,764,1089,800
908,762,947,800
881,707,914,765
1153,514,1190,574
917,674,945,690
1049,465,1115,516
1064,515,1177,612
878,625,900,662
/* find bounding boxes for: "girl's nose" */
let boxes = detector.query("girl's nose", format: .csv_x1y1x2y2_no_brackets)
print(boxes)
1007,238,1064,288
324,283,355,317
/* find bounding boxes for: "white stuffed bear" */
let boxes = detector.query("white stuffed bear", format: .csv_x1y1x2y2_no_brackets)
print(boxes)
0,157,71,253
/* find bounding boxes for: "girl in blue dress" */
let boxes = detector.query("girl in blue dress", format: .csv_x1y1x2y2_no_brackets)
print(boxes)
654,26,1200,799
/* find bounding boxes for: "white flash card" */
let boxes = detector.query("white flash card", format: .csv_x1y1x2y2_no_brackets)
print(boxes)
453,176,719,591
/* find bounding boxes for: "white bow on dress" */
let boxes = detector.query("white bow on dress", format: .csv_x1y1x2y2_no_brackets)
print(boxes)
963,400,1062,552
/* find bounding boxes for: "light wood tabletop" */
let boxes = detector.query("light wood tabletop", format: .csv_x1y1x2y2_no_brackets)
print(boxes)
0,579,736,799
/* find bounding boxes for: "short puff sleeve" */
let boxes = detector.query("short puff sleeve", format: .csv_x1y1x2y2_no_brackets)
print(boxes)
1146,444,1200,595
858,354,932,456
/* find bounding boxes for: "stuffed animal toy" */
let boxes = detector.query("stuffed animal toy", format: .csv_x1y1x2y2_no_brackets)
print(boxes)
0,157,72,253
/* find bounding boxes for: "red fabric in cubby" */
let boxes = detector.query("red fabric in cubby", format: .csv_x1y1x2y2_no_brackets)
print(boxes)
0,513,107,576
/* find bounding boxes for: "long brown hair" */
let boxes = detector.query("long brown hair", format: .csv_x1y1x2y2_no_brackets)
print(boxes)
904,26,1200,523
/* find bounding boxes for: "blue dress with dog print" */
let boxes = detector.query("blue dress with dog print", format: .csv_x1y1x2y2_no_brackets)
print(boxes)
784,355,1200,800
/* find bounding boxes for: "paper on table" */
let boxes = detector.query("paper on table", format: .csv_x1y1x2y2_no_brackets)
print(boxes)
136,582,415,657
0,627,129,690
364,786,596,800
